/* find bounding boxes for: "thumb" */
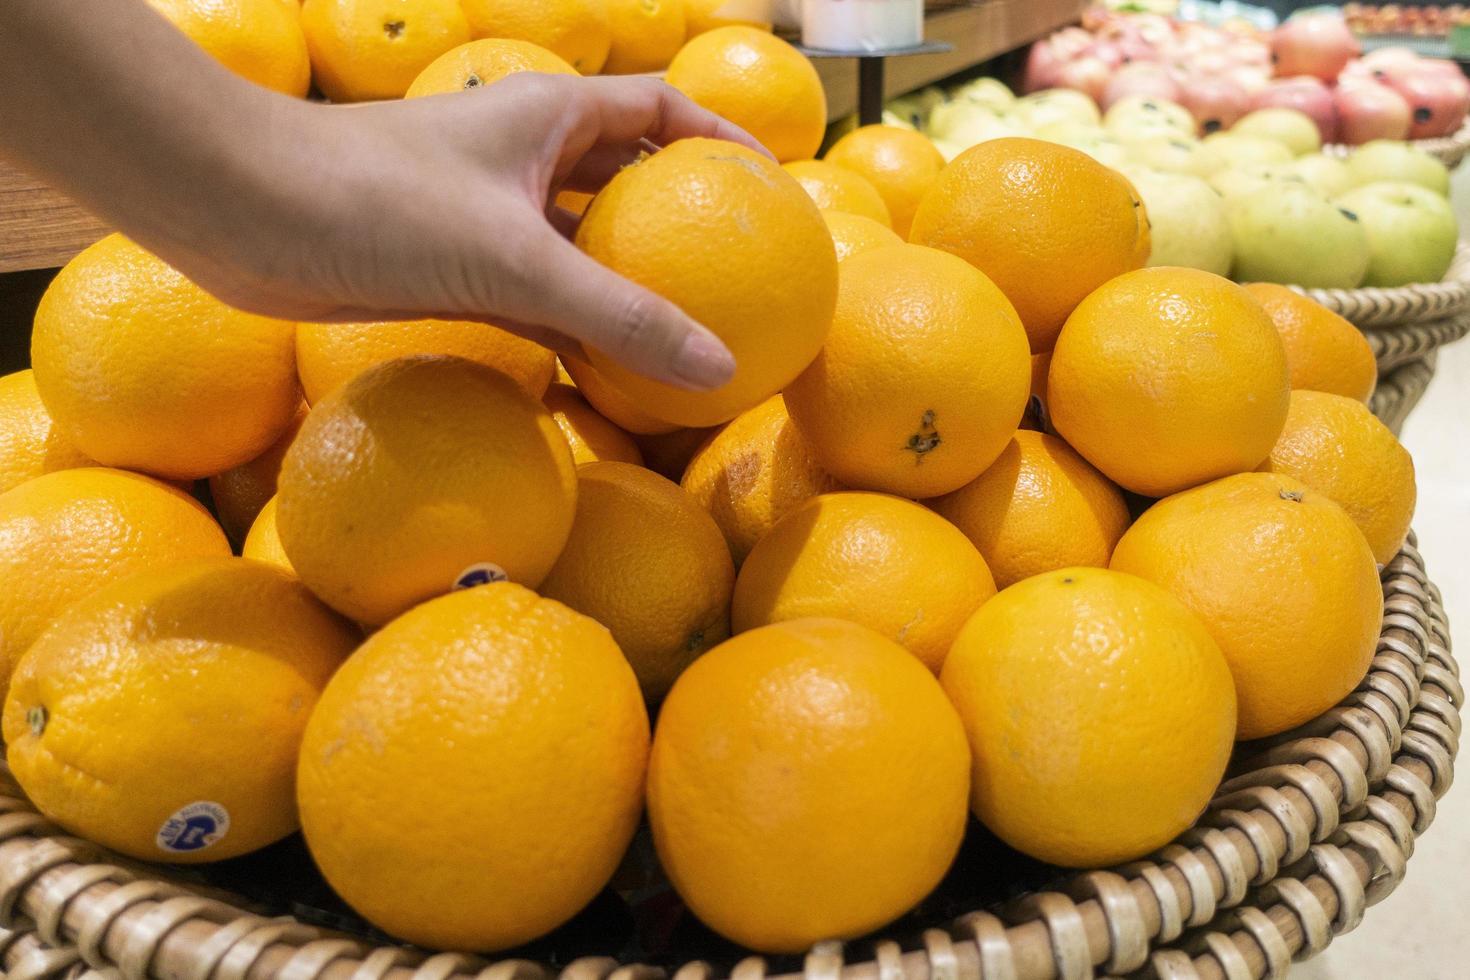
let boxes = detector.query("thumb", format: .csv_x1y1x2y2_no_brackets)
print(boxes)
509,230,736,391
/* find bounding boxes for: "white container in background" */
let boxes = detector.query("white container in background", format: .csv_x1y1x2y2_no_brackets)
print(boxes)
802,0,924,52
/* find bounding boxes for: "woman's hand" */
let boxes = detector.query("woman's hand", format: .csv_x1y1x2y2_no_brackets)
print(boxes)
1,1,763,390
193,74,760,390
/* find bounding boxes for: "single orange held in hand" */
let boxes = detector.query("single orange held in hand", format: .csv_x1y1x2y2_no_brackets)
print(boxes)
648,618,969,953
930,430,1131,589
1242,283,1377,403
575,139,837,428
784,244,1031,498
733,491,996,673
666,27,827,163
824,125,946,238
942,567,1236,867
1048,267,1290,498
910,138,1145,352
1111,472,1382,739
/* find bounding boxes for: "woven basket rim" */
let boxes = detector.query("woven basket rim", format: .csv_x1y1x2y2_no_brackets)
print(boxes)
0,541,1458,980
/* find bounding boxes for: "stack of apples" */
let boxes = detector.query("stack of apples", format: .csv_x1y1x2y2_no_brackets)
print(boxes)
1025,10,1470,143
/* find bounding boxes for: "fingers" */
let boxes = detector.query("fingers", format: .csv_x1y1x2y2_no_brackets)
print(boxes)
559,75,772,160
509,227,735,391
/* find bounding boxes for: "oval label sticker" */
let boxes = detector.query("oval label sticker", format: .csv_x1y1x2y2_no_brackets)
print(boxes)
453,563,508,591
157,801,230,854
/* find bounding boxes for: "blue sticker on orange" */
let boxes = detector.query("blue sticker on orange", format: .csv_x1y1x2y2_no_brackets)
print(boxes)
156,801,230,853
453,563,508,591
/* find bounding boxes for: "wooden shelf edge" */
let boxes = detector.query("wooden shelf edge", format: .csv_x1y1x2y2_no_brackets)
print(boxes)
0,1,1081,274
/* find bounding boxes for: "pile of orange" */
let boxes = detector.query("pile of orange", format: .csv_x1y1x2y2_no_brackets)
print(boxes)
0,22,1415,966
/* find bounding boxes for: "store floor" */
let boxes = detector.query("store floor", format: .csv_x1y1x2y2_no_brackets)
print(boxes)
1294,167,1470,977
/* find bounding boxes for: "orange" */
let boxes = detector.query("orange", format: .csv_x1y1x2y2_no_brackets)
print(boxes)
1048,267,1290,498
781,161,892,226
824,125,945,238
604,0,686,74
683,0,771,35
276,356,577,625
635,425,716,481
5,558,355,862
821,209,903,263
147,0,311,97
299,582,648,951
31,234,300,481
208,400,308,542
784,244,1031,498
555,189,595,217
1024,351,1052,429
460,0,611,74
665,28,827,163
648,618,969,952
539,462,734,699
405,37,576,97
542,383,643,466
296,318,555,405
560,357,679,435
0,370,93,496
243,495,294,574
1111,472,1382,739
910,138,1145,352
680,394,842,564
575,139,837,427
300,0,471,102
942,567,1235,867
0,468,229,701
931,431,1131,590
732,492,995,673
1261,390,1416,566
1242,283,1377,403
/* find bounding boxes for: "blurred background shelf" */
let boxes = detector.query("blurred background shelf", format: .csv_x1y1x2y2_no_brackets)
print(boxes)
0,0,1088,274
815,0,1089,120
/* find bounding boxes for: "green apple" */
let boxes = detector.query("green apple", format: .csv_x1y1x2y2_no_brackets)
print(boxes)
1032,120,1106,143
1227,183,1370,287
952,77,1016,114
1010,89,1102,130
1104,96,1197,141
926,101,1022,147
1128,170,1234,276
1335,181,1460,286
1208,163,1305,200
1288,154,1354,198
1346,141,1451,197
1037,129,1129,170
1193,133,1295,177
1125,135,1205,174
1231,108,1322,156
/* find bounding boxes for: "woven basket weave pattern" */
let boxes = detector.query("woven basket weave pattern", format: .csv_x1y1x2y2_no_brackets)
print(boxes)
0,539,1456,980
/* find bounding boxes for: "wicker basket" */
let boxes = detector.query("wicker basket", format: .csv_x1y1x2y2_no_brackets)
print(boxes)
1325,118,1470,169
0,538,1456,980
1370,354,1438,437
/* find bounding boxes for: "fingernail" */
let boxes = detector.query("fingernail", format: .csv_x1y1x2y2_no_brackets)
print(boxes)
673,330,736,390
